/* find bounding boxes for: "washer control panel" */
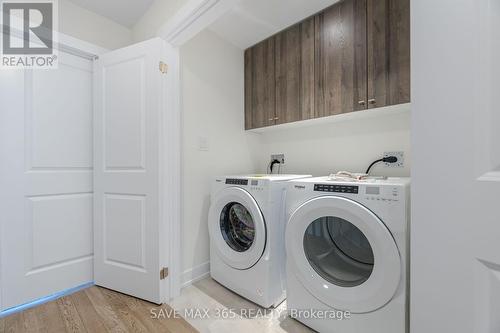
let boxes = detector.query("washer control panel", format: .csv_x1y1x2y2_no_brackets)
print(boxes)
314,184,359,194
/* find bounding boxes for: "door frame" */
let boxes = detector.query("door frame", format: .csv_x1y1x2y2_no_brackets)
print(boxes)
153,0,241,298
160,42,182,300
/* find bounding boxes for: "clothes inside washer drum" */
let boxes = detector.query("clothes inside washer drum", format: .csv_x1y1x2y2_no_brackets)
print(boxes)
220,202,256,252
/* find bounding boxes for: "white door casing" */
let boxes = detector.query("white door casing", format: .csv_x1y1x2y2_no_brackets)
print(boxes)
208,187,266,270
286,196,401,313
0,51,94,311
93,38,171,304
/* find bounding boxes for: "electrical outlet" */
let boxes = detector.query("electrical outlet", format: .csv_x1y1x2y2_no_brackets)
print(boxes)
271,154,285,164
384,151,404,168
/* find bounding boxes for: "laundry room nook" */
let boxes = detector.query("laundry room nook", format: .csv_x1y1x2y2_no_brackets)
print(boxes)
1,0,499,333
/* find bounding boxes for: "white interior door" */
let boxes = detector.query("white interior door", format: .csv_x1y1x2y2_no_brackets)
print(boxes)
93,38,168,304
0,51,94,311
412,0,500,332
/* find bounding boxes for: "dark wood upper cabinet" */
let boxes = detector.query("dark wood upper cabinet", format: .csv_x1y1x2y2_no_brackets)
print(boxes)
275,17,315,124
244,0,410,130
315,0,368,117
367,0,411,108
244,38,275,130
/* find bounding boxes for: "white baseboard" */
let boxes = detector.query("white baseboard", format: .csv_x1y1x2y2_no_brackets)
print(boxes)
181,261,210,288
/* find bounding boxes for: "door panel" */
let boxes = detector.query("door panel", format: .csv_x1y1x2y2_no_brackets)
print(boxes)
275,17,315,124
93,38,166,304
244,38,275,129
367,0,411,108
29,194,93,270
29,60,93,168
104,194,147,270
315,0,367,117
103,57,146,170
0,51,93,311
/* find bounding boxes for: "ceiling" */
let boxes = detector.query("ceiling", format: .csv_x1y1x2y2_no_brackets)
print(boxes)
209,0,338,49
67,0,154,27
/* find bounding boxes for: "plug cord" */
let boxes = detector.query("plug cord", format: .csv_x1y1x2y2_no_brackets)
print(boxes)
268,159,281,174
366,156,398,175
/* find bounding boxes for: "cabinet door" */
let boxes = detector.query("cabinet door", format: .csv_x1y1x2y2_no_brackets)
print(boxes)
315,0,367,118
244,39,276,129
367,0,410,108
275,17,315,124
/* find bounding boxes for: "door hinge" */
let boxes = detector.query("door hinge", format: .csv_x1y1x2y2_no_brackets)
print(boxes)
160,267,169,280
159,61,168,74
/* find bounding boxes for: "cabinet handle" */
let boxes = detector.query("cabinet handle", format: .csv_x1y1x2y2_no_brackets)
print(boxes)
274,117,279,120
358,100,366,106
268,118,274,122
368,99,376,104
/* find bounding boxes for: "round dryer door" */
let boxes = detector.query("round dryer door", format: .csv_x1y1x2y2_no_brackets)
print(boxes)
286,196,401,313
208,187,266,270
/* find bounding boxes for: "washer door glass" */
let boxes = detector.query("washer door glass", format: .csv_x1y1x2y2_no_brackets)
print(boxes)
220,202,255,252
304,216,374,287
208,187,266,270
286,196,402,313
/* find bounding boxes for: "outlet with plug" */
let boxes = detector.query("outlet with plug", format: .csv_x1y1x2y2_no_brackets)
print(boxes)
269,154,285,174
271,154,285,164
383,151,404,168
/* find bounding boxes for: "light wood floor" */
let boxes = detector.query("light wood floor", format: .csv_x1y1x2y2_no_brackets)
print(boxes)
0,286,198,333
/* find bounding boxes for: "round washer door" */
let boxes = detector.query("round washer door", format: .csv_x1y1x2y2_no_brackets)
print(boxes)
208,187,266,270
286,196,401,313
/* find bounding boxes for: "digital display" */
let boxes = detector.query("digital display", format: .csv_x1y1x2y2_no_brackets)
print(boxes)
366,187,380,195
226,178,248,185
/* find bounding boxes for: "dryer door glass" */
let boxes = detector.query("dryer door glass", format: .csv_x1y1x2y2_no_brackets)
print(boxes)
220,202,255,252
303,216,374,287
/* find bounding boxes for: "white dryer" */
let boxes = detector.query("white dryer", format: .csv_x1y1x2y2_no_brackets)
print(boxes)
208,174,311,308
285,177,410,333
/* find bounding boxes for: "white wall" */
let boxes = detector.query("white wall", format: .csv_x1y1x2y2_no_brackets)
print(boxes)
59,0,132,49
132,0,188,43
252,106,411,177
180,30,259,284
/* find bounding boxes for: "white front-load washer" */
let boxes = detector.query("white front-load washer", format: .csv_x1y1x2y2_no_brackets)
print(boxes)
208,174,311,308
285,177,410,333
